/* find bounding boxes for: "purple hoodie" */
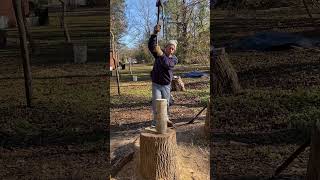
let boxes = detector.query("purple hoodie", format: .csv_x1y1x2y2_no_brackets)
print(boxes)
148,34,178,85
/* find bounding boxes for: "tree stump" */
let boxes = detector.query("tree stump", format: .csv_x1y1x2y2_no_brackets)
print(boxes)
212,47,241,96
306,120,320,180
139,128,178,180
73,43,87,63
171,76,186,91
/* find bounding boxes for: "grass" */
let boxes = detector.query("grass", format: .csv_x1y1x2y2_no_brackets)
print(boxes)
0,60,109,147
110,64,210,107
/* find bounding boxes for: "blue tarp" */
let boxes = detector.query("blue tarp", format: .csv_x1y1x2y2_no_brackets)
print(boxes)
183,71,209,78
229,31,320,51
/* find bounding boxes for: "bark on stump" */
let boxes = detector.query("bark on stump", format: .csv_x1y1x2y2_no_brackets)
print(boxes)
139,128,178,180
306,120,320,180
212,47,241,96
171,76,186,91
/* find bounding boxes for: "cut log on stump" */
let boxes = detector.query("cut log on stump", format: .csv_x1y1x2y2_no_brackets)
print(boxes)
171,76,186,91
306,120,320,180
139,128,178,180
156,99,168,134
212,47,241,96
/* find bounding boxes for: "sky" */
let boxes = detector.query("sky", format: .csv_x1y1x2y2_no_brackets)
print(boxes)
120,0,158,49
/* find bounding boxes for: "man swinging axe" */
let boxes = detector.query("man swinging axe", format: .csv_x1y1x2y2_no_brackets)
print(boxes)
149,0,178,127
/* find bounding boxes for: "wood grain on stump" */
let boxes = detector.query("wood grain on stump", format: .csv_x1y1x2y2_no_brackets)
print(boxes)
306,120,320,180
140,128,178,180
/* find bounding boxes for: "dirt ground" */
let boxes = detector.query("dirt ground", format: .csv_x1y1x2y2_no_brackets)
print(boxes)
0,8,109,179
211,6,320,179
110,64,210,179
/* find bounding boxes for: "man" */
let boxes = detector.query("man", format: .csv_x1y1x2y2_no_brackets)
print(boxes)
148,24,178,127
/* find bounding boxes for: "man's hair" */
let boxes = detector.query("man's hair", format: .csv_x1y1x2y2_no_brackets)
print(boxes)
166,40,178,49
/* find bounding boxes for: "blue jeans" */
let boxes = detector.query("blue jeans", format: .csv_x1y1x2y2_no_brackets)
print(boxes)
151,82,171,126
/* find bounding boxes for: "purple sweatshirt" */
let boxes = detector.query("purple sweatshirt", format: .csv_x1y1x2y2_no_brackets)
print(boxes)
148,34,178,85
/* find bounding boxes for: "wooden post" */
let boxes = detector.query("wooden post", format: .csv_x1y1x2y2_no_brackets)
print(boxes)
129,60,132,75
59,0,71,43
306,120,320,180
110,31,120,95
139,128,178,180
155,99,168,134
21,0,34,53
12,0,33,107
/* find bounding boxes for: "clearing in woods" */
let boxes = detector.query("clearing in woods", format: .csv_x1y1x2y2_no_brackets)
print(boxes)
212,5,320,179
0,7,108,179
110,64,210,179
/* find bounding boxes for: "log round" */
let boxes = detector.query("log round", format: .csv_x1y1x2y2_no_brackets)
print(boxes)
139,128,178,180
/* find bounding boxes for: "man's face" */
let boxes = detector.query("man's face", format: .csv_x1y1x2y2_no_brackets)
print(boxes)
165,44,176,56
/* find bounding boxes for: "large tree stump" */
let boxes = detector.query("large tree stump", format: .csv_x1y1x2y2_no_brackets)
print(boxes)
139,128,178,180
306,120,320,180
212,47,241,96
171,76,186,91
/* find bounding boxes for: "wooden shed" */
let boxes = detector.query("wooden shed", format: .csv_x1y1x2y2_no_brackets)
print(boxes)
0,0,29,28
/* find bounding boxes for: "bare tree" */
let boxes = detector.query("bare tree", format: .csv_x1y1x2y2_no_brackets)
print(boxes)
12,0,33,107
59,0,71,42
21,0,35,53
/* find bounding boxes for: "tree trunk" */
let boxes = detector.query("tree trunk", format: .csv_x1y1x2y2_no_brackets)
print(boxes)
204,100,211,137
306,120,320,180
212,47,241,96
171,76,186,91
0,30,7,48
59,0,71,43
21,1,35,53
302,0,315,23
139,128,178,180
12,0,33,107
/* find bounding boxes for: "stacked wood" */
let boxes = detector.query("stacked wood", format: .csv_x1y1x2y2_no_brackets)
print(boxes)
171,76,186,91
139,128,178,180
306,120,320,180
212,47,241,96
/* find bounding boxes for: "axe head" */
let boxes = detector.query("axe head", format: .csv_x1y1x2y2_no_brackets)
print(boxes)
156,0,163,7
